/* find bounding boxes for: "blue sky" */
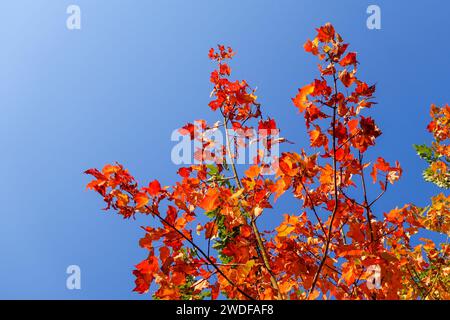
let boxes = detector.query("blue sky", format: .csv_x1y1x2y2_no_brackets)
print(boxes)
0,0,448,299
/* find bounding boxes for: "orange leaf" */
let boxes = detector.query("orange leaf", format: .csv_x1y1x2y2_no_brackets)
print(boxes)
245,165,261,179
293,83,314,112
308,289,320,300
102,164,120,176
199,188,220,212
348,119,359,134
370,165,378,183
342,263,357,286
309,125,329,149
276,224,295,237
271,177,289,201
115,192,129,207
134,192,149,209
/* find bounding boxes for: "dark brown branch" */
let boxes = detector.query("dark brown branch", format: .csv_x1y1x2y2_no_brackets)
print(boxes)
358,152,375,242
308,61,340,297
150,207,256,300
339,187,365,208
368,175,388,208
335,130,361,151
299,179,327,235
222,114,284,300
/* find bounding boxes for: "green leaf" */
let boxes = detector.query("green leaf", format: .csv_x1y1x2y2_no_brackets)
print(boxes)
207,164,219,176
423,167,450,189
414,144,434,163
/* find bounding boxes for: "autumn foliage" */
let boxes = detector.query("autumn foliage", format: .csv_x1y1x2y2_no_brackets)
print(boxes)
85,24,449,300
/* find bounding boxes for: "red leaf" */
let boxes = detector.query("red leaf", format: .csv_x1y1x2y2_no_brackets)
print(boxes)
177,167,192,178
134,192,149,209
339,52,357,67
179,123,195,139
146,180,161,197
204,221,218,239
219,63,231,75
316,23,335,42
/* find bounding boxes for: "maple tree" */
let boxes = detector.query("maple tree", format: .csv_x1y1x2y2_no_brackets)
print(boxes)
85,24,449,300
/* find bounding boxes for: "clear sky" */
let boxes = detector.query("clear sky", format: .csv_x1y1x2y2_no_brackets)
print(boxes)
0,0,448,299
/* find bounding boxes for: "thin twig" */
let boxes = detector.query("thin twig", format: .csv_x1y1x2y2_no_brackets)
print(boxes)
299,179,327,235
222,114,284,300
359,152,375,242
149,206,256,300
368,175,388,208
308,60,340,297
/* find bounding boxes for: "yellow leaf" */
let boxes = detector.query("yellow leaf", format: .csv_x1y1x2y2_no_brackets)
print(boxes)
276,224,295,237
230,188,245,200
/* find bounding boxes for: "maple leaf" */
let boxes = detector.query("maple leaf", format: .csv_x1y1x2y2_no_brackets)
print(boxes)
276,224,295,237
240,225,252,237
230,188,245,200
309,125,329,150
319,163,334,186
114,191,129,207
245,165,261,179
219,63,231,76
199,188,220,212
279,152,301,177
134,192,149,209
339,52,357,67
341,262,358,286
177,167,192,178
348,118,359,134
316,23,335,42
133,256,159,294
293,83,314,112
204,221,218,239
258,118,277,133
339,69,356,87
304,38,319,55
84,168,104,180
102,164,121,178
145,180,162,197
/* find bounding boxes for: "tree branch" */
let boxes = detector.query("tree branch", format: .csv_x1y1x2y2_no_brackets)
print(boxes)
223,114,284,300
359,152,375,242
148,206,256,300
308,62,340,297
